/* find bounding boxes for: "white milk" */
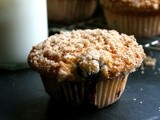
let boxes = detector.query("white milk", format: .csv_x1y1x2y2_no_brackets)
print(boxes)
0,0,48,70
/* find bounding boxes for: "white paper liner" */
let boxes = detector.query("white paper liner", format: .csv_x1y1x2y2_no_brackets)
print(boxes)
103,8,160,37
40,74,129,108
94,74,128,108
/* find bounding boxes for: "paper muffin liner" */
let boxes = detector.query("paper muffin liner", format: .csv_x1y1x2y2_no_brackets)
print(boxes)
41,75,87,107
102,7,160,37
40,74,129,108
94,74,128,108
47,0,97,24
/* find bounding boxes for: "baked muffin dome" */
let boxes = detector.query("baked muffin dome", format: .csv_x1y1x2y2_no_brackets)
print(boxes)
28,29,145,82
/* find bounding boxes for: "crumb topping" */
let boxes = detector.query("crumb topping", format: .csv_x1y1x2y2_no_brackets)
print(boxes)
28,29,146,81
100,0,160,11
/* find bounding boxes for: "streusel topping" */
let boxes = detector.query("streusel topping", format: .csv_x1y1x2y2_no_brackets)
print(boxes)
28,29,145,81
101,0,160,11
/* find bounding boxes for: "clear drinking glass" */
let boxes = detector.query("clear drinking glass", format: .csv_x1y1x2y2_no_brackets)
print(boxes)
0,0,48,70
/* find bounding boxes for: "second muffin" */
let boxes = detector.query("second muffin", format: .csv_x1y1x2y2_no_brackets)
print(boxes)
28,29,146,108
100,0,160,38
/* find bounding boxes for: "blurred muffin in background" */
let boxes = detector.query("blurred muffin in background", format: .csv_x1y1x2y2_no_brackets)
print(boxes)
47,0,97,24
100,0,160,38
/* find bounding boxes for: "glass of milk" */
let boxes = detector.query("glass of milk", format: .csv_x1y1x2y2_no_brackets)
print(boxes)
0,0,48,70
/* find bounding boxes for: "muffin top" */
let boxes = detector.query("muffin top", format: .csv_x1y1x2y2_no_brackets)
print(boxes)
100,0,160,11
28,29,145,82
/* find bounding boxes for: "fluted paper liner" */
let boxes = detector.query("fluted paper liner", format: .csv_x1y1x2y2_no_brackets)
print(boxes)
94,74,128,108
48,0,97,23
41,74,129,108
103,8,160,37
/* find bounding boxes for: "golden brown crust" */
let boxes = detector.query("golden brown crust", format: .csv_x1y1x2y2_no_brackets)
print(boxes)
28,29,146,82
100,0,160,12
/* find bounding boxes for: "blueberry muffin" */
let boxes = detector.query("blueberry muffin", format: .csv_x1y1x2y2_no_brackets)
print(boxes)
28,29,146,108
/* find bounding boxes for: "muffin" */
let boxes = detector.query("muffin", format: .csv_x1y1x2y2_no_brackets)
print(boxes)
47,0,97,24
28,29,146,108
100,0,160,38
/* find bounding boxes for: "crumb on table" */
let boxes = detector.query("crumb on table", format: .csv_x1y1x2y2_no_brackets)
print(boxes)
143,56,157,68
